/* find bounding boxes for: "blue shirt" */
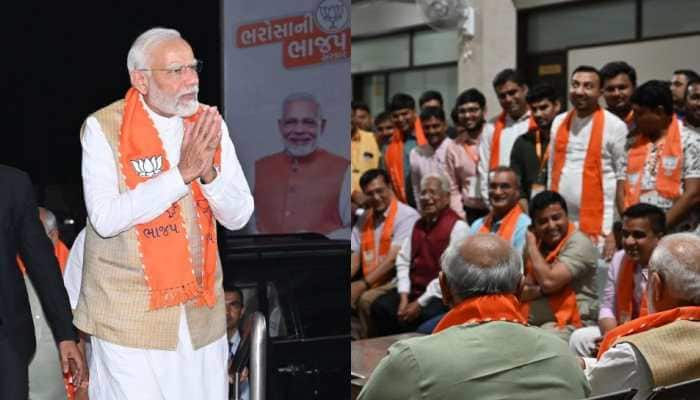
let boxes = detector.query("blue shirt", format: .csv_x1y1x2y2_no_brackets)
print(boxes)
469,211,531,253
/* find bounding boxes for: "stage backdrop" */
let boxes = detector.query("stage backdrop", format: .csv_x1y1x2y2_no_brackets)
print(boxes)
222,0,351,238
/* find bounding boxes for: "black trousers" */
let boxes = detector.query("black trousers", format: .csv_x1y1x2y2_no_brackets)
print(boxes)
371,291,447,336
0,337,30,400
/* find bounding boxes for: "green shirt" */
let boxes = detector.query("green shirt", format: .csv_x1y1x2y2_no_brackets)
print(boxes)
358,321,591,400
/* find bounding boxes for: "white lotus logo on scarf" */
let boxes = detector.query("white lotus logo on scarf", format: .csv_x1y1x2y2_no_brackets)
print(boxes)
131,156,163,177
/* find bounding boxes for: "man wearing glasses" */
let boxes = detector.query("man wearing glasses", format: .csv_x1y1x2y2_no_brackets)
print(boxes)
254,92,351,238
75,27,254,399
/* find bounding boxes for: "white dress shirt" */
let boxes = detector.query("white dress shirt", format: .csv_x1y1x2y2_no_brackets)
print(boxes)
584,343,654,400
479,114,529,201
396,220,469,306
81,96,254,238
547,109,627,240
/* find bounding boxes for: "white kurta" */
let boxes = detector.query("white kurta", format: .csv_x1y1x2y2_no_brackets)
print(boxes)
80,96,254,400
584,343,654,400
547,109,627,242
478,114,529,201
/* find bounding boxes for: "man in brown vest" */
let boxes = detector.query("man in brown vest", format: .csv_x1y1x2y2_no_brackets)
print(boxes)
75,27,254,399
370,174,468,336
587,233,700,399
254,92,350,237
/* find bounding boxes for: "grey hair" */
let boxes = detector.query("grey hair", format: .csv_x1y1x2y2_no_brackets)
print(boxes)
281,92,323,118
420,173,450,193
127,27,182,72
648,233,700,304
38,207,57,236
440,237,523,300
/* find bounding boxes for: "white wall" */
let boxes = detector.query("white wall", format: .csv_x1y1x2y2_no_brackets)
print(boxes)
458,0,518,119
568,35,700,86
351,1,424,37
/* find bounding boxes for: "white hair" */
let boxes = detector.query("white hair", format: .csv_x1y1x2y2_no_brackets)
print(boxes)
38,207,57,236
420,173,450,193
126,27,182,72
648,233,700,305
440,237,522,300
281,92,323,118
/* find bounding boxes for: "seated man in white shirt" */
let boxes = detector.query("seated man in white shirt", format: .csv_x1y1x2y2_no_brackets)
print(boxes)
371,174,469,336
585,233,700,399
569,204,665,357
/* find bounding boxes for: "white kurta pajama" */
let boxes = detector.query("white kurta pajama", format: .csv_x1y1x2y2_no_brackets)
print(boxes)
81,96,254,400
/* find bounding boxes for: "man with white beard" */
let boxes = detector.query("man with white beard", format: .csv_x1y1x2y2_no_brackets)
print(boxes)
254,92,351,237
76,27,254,399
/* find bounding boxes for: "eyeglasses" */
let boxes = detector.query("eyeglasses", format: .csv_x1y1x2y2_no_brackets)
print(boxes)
138,59,203,77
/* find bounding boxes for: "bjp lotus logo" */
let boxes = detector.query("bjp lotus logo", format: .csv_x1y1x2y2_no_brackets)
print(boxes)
131,156,163,177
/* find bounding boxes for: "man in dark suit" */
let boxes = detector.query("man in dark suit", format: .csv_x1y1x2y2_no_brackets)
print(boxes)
0,165,86,399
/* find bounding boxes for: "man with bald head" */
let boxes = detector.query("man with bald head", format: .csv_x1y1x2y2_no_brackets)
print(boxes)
255,92,350,237
358,233,590,399
77,27,254,399
586,233,700,399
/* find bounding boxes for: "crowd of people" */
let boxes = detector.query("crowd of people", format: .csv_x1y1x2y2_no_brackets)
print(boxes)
351,64,700,399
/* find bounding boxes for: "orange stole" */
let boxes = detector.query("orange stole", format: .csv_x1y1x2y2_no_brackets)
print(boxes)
616,256,648,324
478,205,523,243
520,223,583,329
360,198,398,288
624,115,683,208
118,88,220,310
489,112,537,170
255,149,348,234
551,107,605,239
433,294,527,333
597,306,700,359
385,120,427,202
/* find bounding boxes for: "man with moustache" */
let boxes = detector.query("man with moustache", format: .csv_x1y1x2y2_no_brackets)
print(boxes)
670,69,700,120
255,92,351,237
587,233,700,400
548,66,627,260
600,61,637,130
510,83,561,211
409,107,465,218
617,80,700,232
449,88,492,224
351,169,420,338
352,100,373,132
478,69,535,202
76,27,254,399
373,111,395,151
569,203,665,357
521,191,599,342
371,174,468,336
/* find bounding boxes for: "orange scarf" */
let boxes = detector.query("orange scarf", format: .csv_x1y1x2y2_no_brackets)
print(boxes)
433,294,527,333
478,205,523,243
623,115,683,208
520,223,583,329
119,88,220,310
597,306,700,359
551,107,605,239
385,120,427,202
616,256,649,324
489,112,537,170
360,198,398,288
17,239,70,275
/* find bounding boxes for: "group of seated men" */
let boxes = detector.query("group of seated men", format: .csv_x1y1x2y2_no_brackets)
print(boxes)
350,62,700,399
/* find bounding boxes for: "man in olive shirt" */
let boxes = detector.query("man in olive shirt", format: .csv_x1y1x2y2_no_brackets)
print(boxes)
358,234,590,400
510,83,560,211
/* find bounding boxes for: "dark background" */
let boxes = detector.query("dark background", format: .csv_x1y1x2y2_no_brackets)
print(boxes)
3,1,221,224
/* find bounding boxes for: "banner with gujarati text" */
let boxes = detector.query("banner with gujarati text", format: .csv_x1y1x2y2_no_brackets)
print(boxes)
223,0,350,238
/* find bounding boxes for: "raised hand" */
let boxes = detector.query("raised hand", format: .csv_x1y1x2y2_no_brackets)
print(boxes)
178,106,222,184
